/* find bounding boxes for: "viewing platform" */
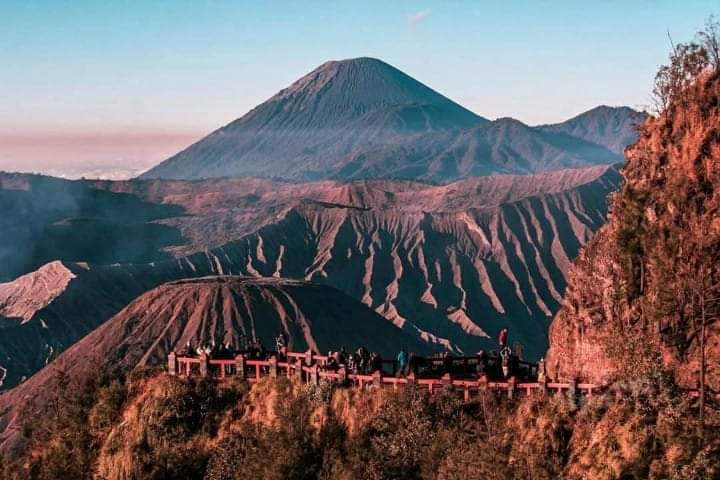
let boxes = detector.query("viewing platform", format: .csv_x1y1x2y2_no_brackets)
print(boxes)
167,350,602,402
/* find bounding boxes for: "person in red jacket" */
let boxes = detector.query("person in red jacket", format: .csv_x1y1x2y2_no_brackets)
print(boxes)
498,327,508,348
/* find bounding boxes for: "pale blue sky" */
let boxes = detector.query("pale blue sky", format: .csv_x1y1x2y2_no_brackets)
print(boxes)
0,1,717,177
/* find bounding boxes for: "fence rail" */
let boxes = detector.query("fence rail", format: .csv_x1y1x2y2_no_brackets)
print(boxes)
168,351,600,402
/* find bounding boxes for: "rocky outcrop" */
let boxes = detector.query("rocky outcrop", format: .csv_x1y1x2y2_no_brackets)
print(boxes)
546,72,720,391
0,261,76,322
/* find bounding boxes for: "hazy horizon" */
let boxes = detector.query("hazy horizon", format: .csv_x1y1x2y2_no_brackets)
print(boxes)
1,1,716,179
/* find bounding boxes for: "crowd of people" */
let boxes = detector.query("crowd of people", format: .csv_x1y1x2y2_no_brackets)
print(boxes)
177,337,268,360
175,327,535,381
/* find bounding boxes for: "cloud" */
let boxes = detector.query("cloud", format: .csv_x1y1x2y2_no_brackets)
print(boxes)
408,9,430,27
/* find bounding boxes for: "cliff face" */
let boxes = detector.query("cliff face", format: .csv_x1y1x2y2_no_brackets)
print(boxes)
546,72,720,390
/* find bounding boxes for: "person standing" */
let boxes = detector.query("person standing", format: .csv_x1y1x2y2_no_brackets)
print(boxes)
397,349,408,377
498,327,508,348
537,357,547,383
500,345,512,378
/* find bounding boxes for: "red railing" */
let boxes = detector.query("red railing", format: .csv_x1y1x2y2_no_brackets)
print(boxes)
168,351,600,401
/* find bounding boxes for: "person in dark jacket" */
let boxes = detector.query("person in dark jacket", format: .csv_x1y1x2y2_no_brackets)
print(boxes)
500,345,512,378
442,351,454,375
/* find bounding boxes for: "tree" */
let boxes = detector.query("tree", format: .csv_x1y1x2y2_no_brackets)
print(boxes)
674,217,720,440
691,260,720,439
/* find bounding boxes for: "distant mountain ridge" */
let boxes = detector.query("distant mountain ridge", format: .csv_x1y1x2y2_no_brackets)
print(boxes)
141,57,642,182
538,105,648,155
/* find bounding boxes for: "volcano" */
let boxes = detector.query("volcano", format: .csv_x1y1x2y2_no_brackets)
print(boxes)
0,275,428,452
141,58,633,182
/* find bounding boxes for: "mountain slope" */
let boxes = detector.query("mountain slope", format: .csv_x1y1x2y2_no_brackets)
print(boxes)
0,276,426,451
538,105,647,155
140,57,629,182
0,165,620,389
141,57,486,181
0,173,184,281
0,166,620,280
0,261,181,388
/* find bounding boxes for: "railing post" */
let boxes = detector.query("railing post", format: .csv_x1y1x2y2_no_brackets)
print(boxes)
507,376,516,400
569,378,577,400
539,377,548,396
200,352,209,378
286,361,293,378
406,372,416,390
310,365,319,385
168,352,177,376
338,367,347,385
373,370,382,388
305,350,313,366
478,374,488,393
235,354,246,379
268,356,278,378
441,373,453,392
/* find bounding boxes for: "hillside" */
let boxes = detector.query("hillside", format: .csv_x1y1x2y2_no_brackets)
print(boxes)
0,166,619,389
0,261,177,388
0,276,426,452
140,57,633,182
546,49,720,394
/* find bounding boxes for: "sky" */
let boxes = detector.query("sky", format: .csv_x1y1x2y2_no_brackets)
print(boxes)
1,0,718,179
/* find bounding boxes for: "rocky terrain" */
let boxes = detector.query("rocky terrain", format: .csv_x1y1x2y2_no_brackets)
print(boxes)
4,20,720,480
141,57,638,182
0,165,619,389
0,261,175,388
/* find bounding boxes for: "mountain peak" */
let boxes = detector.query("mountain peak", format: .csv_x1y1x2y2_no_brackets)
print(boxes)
319,56,388,68
269,57,481,121
140,59,633,182
538,105,647,154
